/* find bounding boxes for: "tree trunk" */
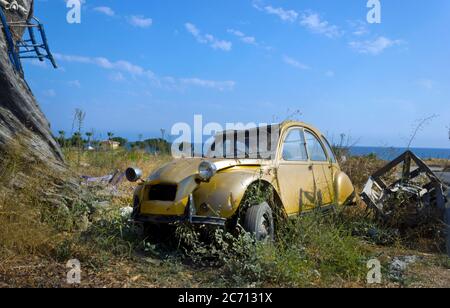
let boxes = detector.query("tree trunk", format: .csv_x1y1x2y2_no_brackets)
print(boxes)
0,0,65,174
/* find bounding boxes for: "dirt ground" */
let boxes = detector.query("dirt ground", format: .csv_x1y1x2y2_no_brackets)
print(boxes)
1,151,449,288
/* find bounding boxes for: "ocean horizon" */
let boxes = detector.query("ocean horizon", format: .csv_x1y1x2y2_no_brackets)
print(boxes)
349,146,450,160
130,141,450,161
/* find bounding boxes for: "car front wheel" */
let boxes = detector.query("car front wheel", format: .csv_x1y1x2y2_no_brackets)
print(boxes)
243,202,274,241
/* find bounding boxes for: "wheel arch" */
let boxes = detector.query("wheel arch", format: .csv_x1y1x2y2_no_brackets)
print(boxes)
194,170,284,219
238,179,286,220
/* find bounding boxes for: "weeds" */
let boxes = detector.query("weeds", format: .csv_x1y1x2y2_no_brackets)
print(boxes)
1,138,448,287
171,209,367,287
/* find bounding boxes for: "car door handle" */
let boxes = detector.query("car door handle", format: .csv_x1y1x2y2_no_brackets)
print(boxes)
308,165,313,171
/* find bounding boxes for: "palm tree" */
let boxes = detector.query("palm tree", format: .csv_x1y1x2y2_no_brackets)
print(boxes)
58,130,66,147
85,132,93,144
107,132,114,140
72,132,82,147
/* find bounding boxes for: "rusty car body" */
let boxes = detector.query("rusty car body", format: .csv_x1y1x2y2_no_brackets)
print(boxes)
127,121,356,240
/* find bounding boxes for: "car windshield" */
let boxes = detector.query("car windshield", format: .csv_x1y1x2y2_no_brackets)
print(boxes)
204,125,280,160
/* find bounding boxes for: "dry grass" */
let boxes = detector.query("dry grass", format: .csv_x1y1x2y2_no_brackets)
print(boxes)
339,155,386,191
424,158,450,170
1,142,449,288
0,141,62,257
63,148,172,206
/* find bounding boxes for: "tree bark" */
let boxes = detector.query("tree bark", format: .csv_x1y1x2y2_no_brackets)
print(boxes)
0,0,65,174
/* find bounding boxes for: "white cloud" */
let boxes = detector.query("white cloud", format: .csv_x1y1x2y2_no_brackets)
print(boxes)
348,20,369,36
93,6,115,17
299,12,342,38
283,55,309,70
67,80,81,88
54,53,235,91
54,53,146,76
349,36,403,55
185,23,232,51
109,72,126,82
263,6,298,23
43,89,56,97
128,15,153,28
180,78,235,91
227,29,256,45
253,3,341,38
253,1,298,23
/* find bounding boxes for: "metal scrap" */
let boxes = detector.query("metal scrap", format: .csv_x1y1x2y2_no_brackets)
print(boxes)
0,0,28,16
360,151,449,256
81,169,125,192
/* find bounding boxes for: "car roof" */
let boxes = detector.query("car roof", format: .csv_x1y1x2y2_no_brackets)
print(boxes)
280,121,324,137
217,121,324,137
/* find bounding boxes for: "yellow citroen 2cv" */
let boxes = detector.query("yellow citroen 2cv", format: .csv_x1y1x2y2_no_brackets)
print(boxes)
126,121,355,240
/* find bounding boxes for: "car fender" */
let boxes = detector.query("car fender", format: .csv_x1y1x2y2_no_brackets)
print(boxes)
194,166,277,218
334,171,356,206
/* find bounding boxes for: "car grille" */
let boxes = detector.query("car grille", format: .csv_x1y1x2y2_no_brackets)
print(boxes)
148,184,177,201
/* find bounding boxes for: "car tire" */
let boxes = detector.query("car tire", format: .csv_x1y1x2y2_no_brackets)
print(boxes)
244,202,274,241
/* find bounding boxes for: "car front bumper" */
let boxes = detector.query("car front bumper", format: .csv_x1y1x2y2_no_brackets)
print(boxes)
134,214,227,226
133,194,227,227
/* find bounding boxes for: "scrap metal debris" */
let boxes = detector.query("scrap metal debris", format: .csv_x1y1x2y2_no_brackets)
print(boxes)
361,151,449,256
81,169,125,192
361,151,447,224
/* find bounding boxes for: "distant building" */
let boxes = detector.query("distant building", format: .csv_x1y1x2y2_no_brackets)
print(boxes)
100,140,120,150
85,145,95,151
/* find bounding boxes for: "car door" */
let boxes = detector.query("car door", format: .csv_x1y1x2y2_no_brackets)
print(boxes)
277,127,316,214
304,130,335,206
321,135,339,203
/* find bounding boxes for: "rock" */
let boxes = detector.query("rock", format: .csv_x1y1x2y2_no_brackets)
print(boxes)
120,206,134,218
389,256,420,280
144,258,162,266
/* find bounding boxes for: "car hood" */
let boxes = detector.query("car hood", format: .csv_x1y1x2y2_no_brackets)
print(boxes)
147,158,266,183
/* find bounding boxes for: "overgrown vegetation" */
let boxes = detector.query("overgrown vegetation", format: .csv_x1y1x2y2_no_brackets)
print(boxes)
1,139,449,287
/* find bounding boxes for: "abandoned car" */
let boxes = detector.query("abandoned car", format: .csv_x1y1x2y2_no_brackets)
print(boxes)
126,121,356,240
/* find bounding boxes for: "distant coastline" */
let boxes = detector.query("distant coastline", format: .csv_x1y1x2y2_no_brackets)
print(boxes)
349,146,450,160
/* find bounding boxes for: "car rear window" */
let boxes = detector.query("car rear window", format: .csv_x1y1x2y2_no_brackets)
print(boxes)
304,131,328,162
322,136,337,163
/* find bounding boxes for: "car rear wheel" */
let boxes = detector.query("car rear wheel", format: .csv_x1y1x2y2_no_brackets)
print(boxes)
243,202,274,241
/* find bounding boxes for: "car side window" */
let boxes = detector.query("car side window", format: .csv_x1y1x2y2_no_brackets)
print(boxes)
304,131,328,162
322,136,337,163
282,129,308,161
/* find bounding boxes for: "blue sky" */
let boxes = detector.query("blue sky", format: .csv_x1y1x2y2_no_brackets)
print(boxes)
24,0,450,148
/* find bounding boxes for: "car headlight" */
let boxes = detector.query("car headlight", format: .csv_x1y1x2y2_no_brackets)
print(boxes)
198,161,217,182
126,167,143,182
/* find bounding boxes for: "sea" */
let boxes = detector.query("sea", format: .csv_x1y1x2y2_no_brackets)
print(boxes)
128,141,450,161
349,146,450,161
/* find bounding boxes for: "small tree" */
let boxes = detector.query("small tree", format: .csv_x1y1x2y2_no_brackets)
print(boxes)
58,130,66,147
72,109,86,167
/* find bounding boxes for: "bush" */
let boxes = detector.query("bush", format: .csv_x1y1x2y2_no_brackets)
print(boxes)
172,210,367,287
